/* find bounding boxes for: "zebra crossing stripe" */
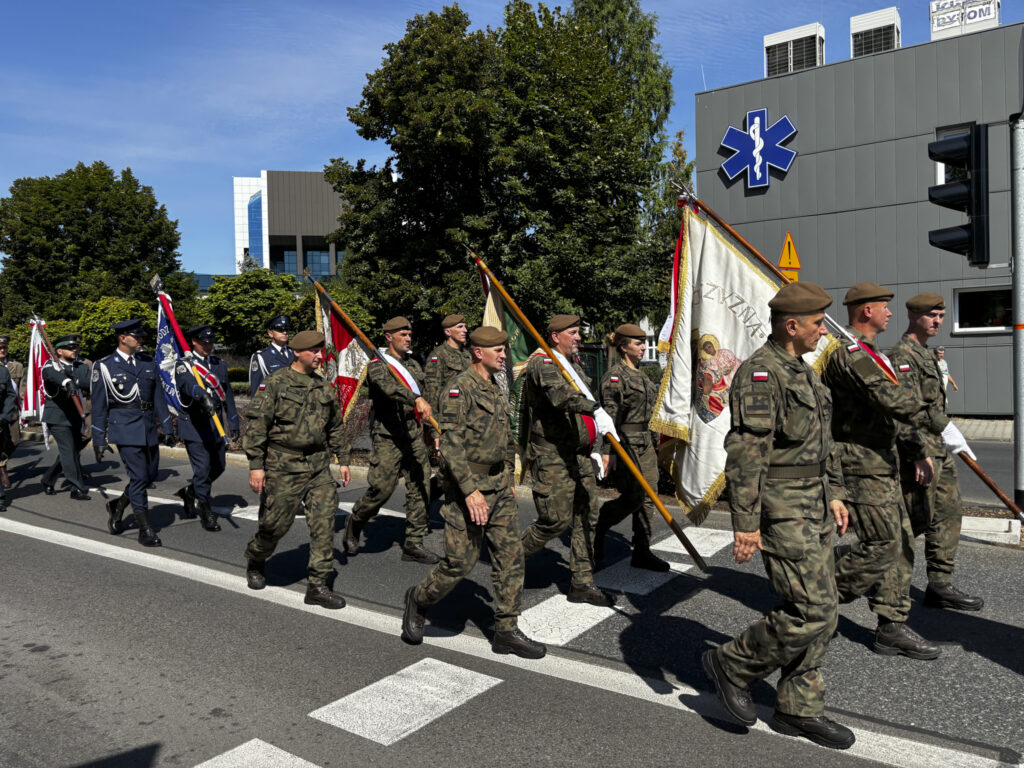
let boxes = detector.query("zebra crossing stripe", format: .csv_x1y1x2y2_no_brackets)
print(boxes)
193,738,321,767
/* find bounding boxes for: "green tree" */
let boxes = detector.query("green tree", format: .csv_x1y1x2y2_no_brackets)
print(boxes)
196,270,302,354
0,161,192,327
0,319,80,364
77,297,155,359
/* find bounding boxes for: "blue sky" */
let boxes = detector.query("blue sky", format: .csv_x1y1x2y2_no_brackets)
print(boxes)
2,0,1020,275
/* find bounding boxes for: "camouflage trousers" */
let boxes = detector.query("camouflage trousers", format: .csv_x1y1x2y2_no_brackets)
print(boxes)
899,451,963,586
244,450,338,585
834,473,909,622
522,447,600,588
350,430,430,545
414,479,524,632
719,512,838,717
597,437,656,550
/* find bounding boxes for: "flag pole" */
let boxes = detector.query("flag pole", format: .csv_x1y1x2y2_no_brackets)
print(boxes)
467,247,708,572
303,271,442,435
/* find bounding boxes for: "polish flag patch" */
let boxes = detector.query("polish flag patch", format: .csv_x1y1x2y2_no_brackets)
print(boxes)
449,389,460,397
609,376,619,382
898,364,911,372
259,384,266,391
543,357,552,364
847,343,860,352
369,358,380,364
752,371,769,381
430,356,439,362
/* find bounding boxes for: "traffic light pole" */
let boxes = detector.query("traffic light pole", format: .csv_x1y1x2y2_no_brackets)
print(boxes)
1010,114,1024,507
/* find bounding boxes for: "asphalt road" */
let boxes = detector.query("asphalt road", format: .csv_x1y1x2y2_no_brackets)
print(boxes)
959,440,1016,508
0,441,1021,768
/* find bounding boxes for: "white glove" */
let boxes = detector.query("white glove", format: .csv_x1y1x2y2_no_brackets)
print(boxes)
593,407,619,442
591,451,606,480
941,422,976,461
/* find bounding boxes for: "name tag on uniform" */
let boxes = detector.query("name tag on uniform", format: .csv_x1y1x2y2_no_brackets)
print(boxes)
752,371,768,382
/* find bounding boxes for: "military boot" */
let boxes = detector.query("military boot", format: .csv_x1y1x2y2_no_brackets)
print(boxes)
631,541,670,572
304,583,346,609
491,628,547,659
134,510,162,548
923,582,984,612
106,493,129,535
246,560,266,590
343,514,363,555
196,499,221,532
769,712,855,750
873,620,940,660
401,542,440,564
174,484,197,519
401,586,428,645
567,582,614,607
702,648,756,726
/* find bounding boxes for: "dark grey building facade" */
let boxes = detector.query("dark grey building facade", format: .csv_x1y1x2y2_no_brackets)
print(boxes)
695,21,1023,415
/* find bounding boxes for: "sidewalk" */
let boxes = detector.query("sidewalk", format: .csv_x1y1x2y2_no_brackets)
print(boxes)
953,418,1013,443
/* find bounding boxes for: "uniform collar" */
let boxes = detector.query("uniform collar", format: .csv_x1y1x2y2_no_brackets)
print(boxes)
766,336,807,372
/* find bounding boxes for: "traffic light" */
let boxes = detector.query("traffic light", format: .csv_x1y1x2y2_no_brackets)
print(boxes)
927,123,989,268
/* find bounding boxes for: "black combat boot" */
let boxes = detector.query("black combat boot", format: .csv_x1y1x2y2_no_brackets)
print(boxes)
106,493,129,535
343,514,363,555
246,560,266,590
0,493,7,512
491,628,547,659
401,542,440,564
196,499,221,532
134,510,162,548
769,712,855,750
923,582,984,612
69,487,91,501
304,583,346,609
401,586,428,644
702,648,757,726
630,541,670,572
873,620,940,660
567,582,614,607
175,484,196,519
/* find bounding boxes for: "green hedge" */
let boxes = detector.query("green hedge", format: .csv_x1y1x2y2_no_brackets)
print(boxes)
228,366,249,382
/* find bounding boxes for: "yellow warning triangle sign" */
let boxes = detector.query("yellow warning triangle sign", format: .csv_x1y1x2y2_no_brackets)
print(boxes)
779,232,800,269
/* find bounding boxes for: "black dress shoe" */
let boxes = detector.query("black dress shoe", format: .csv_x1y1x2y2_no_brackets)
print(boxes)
69,488,91,501
873,621,940,660
42,483,56,496
567,582,614,606
492,628,547,659
401,542,440,564
343,514,363,555
135,510,162,548
631,549,671,572
175,484,197,519
106,496,126,535
304,583,346,609
702,648,756,726
246,560,266,590
770,712,855,750
401,586,427,644
196,500,221,532
923,582,984,611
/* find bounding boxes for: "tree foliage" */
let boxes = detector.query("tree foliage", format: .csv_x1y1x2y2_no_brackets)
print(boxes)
326,0,674,341
0,161,195,328
196,270,303,354
0,319,79,363
77,297,155,359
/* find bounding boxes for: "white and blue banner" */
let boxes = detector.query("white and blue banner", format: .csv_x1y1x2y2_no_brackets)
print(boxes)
156,295,183,414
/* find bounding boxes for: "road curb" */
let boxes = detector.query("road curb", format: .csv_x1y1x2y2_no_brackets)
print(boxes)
961,515,1021,545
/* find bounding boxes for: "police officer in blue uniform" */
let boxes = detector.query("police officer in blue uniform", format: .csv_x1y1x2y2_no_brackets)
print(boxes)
91,318,173,547
249,314,294,396
41,334,92,500
173,324,239,531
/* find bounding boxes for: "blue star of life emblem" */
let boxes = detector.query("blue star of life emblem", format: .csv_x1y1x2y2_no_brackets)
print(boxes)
720,108,797,189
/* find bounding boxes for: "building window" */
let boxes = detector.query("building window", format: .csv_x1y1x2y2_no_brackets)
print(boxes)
306,250,330,279
765,34,823,77
953,287,1011,334
790,35,819,72
247,192,263,264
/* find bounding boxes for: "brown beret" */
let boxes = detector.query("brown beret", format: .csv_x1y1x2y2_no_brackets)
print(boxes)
291,330,325,351
441,314,465,329
615,323,646,340
906,292,945,313
382,316,411,333
843,282,894,306
547,314,581,333
469,326,508,346
768,282,833,315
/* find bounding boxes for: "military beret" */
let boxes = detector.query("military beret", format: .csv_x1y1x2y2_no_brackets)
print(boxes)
111,318,147,337
382,316,412,333
267,314,292,331
0,336,9,345
615,323,646,340
54,334,80,349
187,324,216,343
469,326,508,346
843,282,894,306
441,314,465,329
547,314,581,333
291,330,325,351
906,292,945,313
768,282,833,315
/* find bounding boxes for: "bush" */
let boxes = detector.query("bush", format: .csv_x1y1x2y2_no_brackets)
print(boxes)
0,319,80,362
227,366,249,382
230,381,249,396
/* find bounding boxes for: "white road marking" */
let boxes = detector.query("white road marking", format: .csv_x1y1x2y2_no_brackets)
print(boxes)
651,528,733,558
193,738,320,767
309,658,500,745
594,558,692,595
0,516,1015,768
518,595,616,645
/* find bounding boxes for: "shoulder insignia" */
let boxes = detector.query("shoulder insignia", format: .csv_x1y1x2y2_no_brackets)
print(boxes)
250,359,258,372
847,343,859,352
542,357,552,364
449,388,460,397
259,384,266,391
176,362,188,374
431,356,439,362
369,359,380,364
752,371,769,382
92,367,99,383
609,375,619,382
898,364,911,372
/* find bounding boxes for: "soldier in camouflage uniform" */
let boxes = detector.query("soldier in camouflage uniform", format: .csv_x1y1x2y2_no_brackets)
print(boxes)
0,335,24,491
594,323,669,572
703,282,855,751
343,316,439,564
243,330,352,609
402,326,546,659
823,283,947,660
888,292,983,612
520,314,618,606
423,314,471,415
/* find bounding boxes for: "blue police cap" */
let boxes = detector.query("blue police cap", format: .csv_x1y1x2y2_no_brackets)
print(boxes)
111,318,147,337
187,324,216,343
267,314,292,331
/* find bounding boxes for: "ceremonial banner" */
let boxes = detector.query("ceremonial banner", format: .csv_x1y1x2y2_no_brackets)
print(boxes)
651,207,832,524
318,292,370,418
657,202,689,354
22,319,50,419
155,295,184,414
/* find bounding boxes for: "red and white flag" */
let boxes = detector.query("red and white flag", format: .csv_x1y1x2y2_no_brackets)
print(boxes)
22,318,51,420
319,294,371,418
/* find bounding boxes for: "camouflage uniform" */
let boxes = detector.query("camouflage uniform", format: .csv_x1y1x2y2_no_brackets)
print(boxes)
413,367,522,630
597,359,659,550
889,334,960,587
423,342,471,416
718,337,845,718
520,352,600,588
243,366,350,585
349,354,431,546
823,329,942,621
